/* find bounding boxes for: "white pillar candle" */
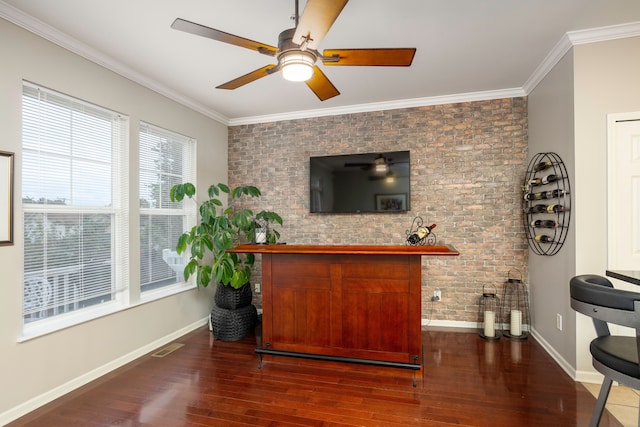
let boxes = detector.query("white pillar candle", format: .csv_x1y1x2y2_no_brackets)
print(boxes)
510,309,522,336
255,230,267,244
484,310,495,337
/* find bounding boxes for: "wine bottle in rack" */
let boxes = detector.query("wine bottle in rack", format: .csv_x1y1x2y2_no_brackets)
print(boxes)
535,234,554,243
407,223,436,244
525,189,568,200
527,204,547,214
524,191,550,200
544,189,569,198
530,219,557,228
533,161,553,172
546,204,565,213
541,174,560,185
528,177,542,186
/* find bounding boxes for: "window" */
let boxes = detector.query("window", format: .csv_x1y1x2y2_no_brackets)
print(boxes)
21,82,129,326
139,122,195,293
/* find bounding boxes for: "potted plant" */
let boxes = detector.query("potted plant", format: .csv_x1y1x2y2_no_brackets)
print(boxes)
169,182,282,341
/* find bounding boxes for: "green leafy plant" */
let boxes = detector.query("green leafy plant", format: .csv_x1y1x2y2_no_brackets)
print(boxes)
169,182,283,289
249,210,283,244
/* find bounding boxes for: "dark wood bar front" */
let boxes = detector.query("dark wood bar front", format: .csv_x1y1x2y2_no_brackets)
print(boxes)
230,244,459,370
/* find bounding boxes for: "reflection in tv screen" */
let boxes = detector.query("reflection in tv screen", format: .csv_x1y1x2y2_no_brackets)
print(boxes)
310,150,411,213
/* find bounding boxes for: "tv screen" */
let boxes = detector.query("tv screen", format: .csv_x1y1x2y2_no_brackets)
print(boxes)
310,150,411,213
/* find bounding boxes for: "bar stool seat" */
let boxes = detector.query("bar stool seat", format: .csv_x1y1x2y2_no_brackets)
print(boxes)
590,335,639,379
570,274,640,427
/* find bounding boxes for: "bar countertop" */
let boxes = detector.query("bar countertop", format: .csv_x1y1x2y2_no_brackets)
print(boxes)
229,244,459,256
606,270,640,286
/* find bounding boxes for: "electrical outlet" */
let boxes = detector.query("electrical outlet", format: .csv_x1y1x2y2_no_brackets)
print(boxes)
254,282,261,294
432,288,441,302
556,313,562,331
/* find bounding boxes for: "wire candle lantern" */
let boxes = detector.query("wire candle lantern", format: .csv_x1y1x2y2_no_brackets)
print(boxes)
501,269,530,339
478,285,501,341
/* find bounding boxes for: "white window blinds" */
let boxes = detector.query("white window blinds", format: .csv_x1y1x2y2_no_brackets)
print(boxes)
139,122,195,292
22,82,129,323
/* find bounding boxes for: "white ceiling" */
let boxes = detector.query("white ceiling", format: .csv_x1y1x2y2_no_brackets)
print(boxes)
2,0,640,125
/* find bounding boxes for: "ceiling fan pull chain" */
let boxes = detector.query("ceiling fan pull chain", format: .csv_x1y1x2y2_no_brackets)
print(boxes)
299,37,312,51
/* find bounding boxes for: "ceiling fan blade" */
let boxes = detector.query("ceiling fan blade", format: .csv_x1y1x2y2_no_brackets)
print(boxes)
171,18,277,56
293,0,348,50
305,66,340,101
322,48,416,66
216,65,278,90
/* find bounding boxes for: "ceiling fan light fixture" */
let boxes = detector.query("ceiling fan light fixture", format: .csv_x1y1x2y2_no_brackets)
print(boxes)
373,156,389,173
375,163,388,173
281,50,315,82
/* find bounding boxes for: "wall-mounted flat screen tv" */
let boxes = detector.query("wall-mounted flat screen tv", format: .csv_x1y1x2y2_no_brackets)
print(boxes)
310,150,411,213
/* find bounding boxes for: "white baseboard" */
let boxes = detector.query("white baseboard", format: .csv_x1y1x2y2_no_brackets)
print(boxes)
575,370,605,384
527,327,603,384
422,318,479,331
528,327,577,381
0,318,208,426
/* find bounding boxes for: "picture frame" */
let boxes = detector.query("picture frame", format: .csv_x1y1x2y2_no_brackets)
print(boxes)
0,151,14,246
375,193,407,212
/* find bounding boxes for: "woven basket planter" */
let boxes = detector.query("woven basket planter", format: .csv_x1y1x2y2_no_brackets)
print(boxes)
214,283,253,309
210,304,257,341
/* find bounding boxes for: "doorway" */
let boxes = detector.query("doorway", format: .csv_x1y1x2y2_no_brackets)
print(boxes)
607,112,640,272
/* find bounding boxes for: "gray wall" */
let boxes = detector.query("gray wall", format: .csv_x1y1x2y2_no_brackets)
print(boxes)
0,17,227,422
528,35,640,381
527,51,577,373
573,36,640,380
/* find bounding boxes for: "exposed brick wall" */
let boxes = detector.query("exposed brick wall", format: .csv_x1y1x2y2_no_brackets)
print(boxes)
228,97,528,323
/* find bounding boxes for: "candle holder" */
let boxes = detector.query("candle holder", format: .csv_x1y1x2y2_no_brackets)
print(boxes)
501,269,530,340
252,218,268,244
478,284,501,341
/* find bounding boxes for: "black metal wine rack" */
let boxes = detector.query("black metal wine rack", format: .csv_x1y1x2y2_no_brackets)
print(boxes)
523,152,571,256
405,216,437,246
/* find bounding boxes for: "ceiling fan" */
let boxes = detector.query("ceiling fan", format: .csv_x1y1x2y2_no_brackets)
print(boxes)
171,0,416,101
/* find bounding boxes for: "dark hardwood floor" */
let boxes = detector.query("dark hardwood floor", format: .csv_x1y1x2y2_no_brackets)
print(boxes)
8,326,620,426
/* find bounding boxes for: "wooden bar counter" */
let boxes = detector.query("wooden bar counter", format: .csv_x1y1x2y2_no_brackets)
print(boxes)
230,244,459,370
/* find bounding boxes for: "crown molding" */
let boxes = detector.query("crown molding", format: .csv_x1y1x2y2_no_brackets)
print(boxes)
2,1,639,127
521,34,573,95
0,1,230,125
2,0,521,127
228,87,526,126
523,21,640,94
567,20,640,45
233,20,640,125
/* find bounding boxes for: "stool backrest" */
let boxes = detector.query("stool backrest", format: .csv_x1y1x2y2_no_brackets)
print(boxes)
570,275,640,337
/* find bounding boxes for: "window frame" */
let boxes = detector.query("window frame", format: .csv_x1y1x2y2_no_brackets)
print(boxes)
19,82,199,341
21,81,131,338
138,121,197,299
